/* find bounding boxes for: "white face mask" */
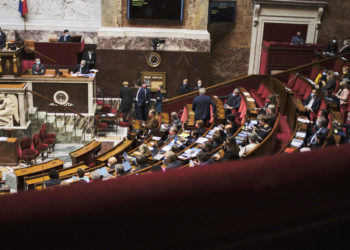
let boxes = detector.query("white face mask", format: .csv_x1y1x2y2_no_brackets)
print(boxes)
332,40,337,43
36,61,40,65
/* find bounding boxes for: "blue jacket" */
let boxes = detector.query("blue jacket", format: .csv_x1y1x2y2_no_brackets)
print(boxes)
136,87,150,106
192,95,216,120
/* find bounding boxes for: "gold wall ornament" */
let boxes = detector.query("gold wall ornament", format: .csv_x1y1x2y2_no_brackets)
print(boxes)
0,58,2,73
146,52,162,68
13,56,18,74
5,59,11,72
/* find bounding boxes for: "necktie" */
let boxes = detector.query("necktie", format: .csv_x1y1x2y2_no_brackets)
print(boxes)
80,66,82,74
37,65,39,70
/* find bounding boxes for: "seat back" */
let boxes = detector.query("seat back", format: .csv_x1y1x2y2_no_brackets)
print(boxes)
20,137,32,150
287,73,297,88
302,86,312,100
257,84,265,96
310,66,320,80
32,134,41,147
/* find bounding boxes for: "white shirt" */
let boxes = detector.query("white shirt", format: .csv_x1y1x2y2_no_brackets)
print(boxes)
306,96,315,111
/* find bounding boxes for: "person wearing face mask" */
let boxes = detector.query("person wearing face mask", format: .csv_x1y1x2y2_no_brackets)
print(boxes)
290,31,305,45
303,89,322,116
73,60,90,74
339,37,350,54
334,81,349,106
324,37,338,55
32,58,46,75
305,116,328,147
315,69,328,88
107,157,118,170
213,88,241,116
179,79,191,95
341,66,350,80
58,29,71,42
193,80,204,91
82,49,96,69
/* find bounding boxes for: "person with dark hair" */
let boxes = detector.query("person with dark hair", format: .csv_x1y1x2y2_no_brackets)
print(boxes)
179,79,191,95
339,37,350,54
253,115,272,142
304,89,322,116
76,168,89,183
221,136,240,161
201,141,214,153
135,82,151,121
32,58,46,75
213,88,241,116
196,151,214,166
82,49,96,69
44,169,61,187
171,145,182,154
143,109,159,136
195,120,206,136
212,131,224,149
226,114,238,133
324,37,338,55
0,27,6,49
133,155,149,172
224,124,235,138
192,88,216,124
58,29,71,42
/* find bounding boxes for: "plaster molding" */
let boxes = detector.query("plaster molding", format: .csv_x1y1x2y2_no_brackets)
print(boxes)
253,4,261,27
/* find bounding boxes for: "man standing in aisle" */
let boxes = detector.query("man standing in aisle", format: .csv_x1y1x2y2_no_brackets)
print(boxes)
135,82,150,121
192,88,216,124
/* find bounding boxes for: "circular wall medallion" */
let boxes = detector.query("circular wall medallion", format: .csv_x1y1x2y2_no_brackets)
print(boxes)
53,91,69,105
146,52,162,67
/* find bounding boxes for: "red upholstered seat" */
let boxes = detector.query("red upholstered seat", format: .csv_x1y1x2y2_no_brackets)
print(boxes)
302,86,312,100
33,134,48,153
20,137,38,164
310,66,321,80
333,59,344,74
287,73,297,88
119,121,130,127
41,124,56,139
292,78,303,93
39,125,55,151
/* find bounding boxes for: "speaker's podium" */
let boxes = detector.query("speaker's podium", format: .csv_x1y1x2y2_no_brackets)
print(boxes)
0,47,22,77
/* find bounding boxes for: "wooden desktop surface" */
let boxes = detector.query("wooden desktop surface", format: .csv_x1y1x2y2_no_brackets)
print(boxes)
97,140,133,162
14,159,64,177
0,83,26,89
70,140,101,158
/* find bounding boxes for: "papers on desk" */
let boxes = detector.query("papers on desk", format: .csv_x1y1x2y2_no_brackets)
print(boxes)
148,146,154,151
243,92,250,96
298,117,310,124
161,124,170,130
152,136,162,141
290,138,304,148
153,154,164,161
161,145,172,153
196,137,209,144
90,69,99,73
181,148,202,159
178,132,190,138
107,113,115,117
0,137,8,141
246,97,255,102
296,132,306,138
71,73,95,77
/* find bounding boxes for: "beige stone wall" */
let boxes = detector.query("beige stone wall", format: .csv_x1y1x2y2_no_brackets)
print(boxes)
101,0,209,30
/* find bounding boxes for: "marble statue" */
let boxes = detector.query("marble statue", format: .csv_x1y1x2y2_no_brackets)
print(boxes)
0,94,19,127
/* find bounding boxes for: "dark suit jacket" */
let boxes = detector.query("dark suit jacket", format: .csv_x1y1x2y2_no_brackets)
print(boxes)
307,127,329,145
325,42,338,54
44,179,61,187
136,87,150,106
219,94,241,110
323,78,336,92
32,64,46,75
0,31,6,49
82,51,96,68
179,84,191,95
167,160,182,170
73,64,90,74
120,86,133,111
58,35,71,42
303,94,322,113
193,85,203,91
192,95,216,120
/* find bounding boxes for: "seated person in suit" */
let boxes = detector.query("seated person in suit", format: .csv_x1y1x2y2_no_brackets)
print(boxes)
290,31,305,45
213,88,241,116
169,112,182,130
73,60,90,74
322,70,337,95
32,58,46,75
138,143,152,158
253,115,272,142
211,131,224,149
305,116,329,147
226,114,239,133
82,49,96,69
142,109,159,136
215,136,240,162
164,127,178,144
265,104,277,127
179,79,191,95
324,37,338,55
195,120,206,136
192,88,216,124
164,151,182,170
193,80,203,91
58,29,71,42
133,155,149,172
186,129,200,145
44,169,61,187
200,141,214,153
256,95,277,114
303,89,322,115
239,133,259,157
115,164,127,176
190,151,214,167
